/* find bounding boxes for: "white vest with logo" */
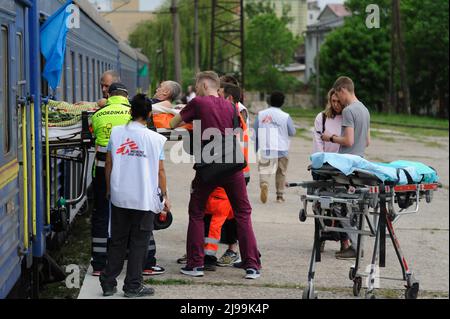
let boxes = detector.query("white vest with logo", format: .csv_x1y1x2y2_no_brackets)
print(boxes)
109,121,167,213
257,107,290,153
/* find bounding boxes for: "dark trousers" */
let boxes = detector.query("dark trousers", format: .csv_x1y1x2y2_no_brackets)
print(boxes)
187,170,260,270
100,205,154,291
144,233,157,269
91,166,109,271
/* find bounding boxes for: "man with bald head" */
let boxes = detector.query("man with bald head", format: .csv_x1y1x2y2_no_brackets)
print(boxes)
101,70,121,99
170,71,261,280
76,70,120,107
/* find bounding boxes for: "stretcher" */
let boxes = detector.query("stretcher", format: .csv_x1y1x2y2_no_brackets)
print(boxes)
42,104,191,232
287,156,441,299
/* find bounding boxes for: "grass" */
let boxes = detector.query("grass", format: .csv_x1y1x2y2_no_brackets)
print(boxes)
295,127,311,141
284,107,449,134
39,205,92,299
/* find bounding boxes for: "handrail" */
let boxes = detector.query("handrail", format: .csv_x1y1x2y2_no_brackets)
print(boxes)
45,102,50,225
30,103,36,236
22,105,29,249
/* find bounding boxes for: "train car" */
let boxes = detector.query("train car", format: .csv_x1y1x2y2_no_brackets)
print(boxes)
0,0,150,299
136,49,150,94
119,41,138,95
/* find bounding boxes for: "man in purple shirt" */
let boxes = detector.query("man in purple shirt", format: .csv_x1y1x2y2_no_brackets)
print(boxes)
170,71,261,279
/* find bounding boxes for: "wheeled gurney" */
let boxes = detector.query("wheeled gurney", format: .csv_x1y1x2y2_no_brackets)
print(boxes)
287,153,441,299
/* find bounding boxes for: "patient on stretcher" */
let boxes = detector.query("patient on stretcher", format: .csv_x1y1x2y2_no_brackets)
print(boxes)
152,102,193,130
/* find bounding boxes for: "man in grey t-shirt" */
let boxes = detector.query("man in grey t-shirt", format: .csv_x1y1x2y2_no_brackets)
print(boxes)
339,100,370,157
322,76,371,157
321,76,371,260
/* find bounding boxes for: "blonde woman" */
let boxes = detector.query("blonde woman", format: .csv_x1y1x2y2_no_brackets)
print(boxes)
312,88,343,153
312,88,347,254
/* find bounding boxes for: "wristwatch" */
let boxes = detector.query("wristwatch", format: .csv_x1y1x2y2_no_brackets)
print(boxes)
330,135,336,143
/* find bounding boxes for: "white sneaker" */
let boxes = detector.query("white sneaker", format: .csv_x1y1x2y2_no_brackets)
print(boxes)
245,268,261,279
180,266,204,277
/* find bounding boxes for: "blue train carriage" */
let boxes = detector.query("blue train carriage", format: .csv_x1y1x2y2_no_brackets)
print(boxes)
0,0,140,298
119,41,139,96
136,49,150,94
41,0,120,234
1,0,35,299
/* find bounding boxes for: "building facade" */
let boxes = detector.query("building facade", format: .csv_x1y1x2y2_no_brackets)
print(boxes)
246,0,308,36
304,3,351,82
307,0,321,25
88,0,156,41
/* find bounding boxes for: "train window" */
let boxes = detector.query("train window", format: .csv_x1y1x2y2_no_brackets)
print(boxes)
97,60,100,98
79,54,83,101
60,58,67,101
1,25,11,154
92,58,96,100
16,33,24,97
17,32,24,147
71,51,76,103
86,56,90,101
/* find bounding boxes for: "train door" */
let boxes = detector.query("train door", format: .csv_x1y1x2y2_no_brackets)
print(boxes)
16,1,31,257
0,0,23,299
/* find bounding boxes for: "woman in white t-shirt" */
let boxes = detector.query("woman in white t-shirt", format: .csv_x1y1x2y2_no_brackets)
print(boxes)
100,94,170,298
312,88,344,154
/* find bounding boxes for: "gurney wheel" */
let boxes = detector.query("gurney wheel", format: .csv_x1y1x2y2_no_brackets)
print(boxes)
352,277,362,296
299,208,307,222
425,191,433,203
405,283,419,299
349,266,356,280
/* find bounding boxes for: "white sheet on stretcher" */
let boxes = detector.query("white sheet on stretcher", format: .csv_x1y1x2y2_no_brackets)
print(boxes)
44,124,83,141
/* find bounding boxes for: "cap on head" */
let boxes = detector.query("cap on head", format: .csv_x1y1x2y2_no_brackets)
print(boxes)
108,82,128,95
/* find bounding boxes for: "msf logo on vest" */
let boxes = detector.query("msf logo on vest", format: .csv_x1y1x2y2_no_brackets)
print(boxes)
261,115,282,128
116,138,146,158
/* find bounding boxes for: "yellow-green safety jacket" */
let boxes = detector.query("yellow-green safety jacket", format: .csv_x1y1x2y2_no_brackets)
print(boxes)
91,96,131,175
91,95,131,148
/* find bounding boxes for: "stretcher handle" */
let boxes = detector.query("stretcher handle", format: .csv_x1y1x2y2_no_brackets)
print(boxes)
286,182,309,188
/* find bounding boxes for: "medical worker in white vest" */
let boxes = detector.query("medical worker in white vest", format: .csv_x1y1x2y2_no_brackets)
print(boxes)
254,92,296,204
100,94,169,298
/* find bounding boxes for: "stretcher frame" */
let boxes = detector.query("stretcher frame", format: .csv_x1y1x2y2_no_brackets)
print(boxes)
287,164,440,299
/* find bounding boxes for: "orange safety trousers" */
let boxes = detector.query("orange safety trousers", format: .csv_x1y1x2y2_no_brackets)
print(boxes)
204,188,234,256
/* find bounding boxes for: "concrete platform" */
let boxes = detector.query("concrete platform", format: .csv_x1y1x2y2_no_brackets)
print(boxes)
78,126,449,299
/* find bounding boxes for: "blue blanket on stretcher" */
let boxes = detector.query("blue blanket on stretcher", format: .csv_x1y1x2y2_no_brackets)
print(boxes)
311,153,439,185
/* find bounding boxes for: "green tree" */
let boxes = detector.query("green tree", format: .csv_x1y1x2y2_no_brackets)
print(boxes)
402,0,449,117
319,0,391,111
129,0,215,91
319,0,448,116
244,12,301,93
